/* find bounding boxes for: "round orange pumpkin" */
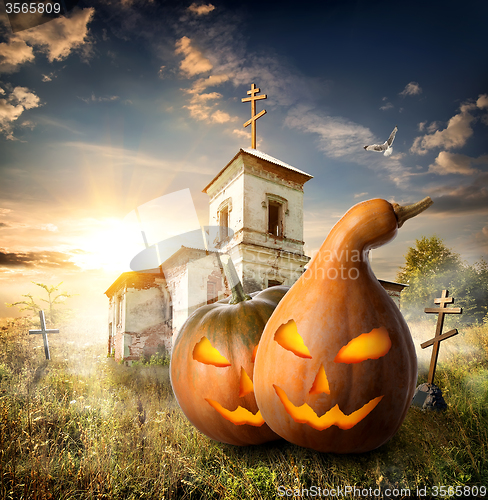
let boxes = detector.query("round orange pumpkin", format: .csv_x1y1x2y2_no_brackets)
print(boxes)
253,197,432,453
170,257,287,446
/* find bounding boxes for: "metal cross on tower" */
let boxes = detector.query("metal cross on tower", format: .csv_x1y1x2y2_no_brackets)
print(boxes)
242,83,267,149
421,289,462,385
29,310,59,360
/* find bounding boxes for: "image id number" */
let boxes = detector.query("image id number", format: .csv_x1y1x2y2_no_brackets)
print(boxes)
5,2,61,14
432,485,486,496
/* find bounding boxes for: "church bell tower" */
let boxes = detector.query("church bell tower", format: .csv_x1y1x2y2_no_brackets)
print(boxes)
203,84,313,293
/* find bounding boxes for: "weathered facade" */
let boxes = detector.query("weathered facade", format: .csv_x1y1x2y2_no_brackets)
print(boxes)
203,148,313,292
105,250,229,363
106,147,406,364
105,272,172,363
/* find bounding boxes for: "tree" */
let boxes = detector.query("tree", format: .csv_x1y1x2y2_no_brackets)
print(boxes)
396,235,462,284
6,282,75,326
397,236,487,324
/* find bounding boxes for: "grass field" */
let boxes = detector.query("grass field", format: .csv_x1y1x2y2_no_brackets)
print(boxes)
0,317,487,499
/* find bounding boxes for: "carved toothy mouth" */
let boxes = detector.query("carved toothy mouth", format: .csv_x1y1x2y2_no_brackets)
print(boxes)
274,385,383,431
205,399,265,427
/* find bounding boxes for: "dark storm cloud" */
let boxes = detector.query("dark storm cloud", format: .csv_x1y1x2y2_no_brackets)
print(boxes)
0,250,81,269
428,173,488,215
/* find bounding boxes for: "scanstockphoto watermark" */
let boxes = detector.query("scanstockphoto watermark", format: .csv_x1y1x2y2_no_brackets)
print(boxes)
276,484,487,498
277,485,410,497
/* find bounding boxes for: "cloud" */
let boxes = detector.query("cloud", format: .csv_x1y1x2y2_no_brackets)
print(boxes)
187,3,215,15
427,173,488,215
410,99,483,155
428,151,488,176
284,106,374,159
0,223,10,228
399,82,422,96
476,94,488,109
14,8,94,64
0,249,80,269
418,121,439,133
79,93,120,103
380,102,393,111
232,128,251,140
0,87,41,139
284,106,419,187
64,141,217,175
354,192,369,199
181,72,234,123
0,39,35,74
210,109,231,123
10,87,41,109
175,36,213,76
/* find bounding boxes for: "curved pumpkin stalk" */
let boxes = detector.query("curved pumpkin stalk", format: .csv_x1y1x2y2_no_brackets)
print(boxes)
219,254,251,304
392,196,433,228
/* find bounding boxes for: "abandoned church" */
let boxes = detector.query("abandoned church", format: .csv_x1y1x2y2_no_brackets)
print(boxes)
105,85,406,364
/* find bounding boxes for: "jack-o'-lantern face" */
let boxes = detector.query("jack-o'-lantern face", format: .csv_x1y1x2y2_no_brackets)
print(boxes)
272,320,391,430
193,337,264,426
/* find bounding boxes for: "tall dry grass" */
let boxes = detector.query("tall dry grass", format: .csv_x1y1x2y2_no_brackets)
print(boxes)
0,317,487,499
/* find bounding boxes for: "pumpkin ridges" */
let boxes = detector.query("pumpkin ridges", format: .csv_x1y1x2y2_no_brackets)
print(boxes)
170,285,288,446
253,198,428,453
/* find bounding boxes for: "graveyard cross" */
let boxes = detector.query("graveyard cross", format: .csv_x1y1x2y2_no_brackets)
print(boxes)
29,310,59,360
421,290,462,385
242,83,267,149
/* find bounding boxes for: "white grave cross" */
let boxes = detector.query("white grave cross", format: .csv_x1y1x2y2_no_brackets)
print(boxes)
29,310,59,360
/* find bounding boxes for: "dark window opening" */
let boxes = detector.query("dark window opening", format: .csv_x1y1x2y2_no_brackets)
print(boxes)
268,279,282,288
268,201,283,237
220,207,229,239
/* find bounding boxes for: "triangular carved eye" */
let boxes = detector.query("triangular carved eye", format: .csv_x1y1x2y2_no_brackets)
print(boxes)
274,319,312,358
193,337,231,367
334,327,391,364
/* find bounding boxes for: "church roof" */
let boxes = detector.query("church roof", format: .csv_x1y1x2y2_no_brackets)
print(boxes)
203,148,313,193
242,148,313,178
104,270,164,298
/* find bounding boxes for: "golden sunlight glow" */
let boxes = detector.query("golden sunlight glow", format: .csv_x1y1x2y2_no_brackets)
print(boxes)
309,364,330,395
68,217,146,273
334,327,391,364
193,337,231,367
205,399,265,426
274,385,383,431
274,319,312,358
239,367,254,397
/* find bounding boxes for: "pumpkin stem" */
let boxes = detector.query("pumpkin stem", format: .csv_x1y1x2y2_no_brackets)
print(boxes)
220,254,251,304
392,197,433,228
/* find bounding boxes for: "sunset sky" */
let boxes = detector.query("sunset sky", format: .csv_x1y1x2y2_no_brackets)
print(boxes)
1,0,487,322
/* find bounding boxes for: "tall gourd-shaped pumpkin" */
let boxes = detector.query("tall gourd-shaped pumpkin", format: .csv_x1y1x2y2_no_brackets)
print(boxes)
170,255,284,446
253,197,433,453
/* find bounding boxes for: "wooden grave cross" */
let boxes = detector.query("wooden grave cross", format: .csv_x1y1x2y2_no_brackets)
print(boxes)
242,83,267,149
29,310,59,360
421,289,462,385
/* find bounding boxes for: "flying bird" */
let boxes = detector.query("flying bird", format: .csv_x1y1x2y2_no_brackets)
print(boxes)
364,126,398,157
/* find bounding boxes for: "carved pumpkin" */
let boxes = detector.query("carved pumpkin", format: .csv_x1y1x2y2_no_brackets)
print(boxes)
170,255,286,446
253,197,433,453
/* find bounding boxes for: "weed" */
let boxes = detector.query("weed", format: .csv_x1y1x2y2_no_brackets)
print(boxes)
0,319,486,498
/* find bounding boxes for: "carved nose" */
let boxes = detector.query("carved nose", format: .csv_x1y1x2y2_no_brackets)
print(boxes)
309,364,330,395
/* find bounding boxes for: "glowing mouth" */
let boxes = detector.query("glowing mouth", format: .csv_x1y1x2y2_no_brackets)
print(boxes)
274,385,383,431
205,399,265,427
